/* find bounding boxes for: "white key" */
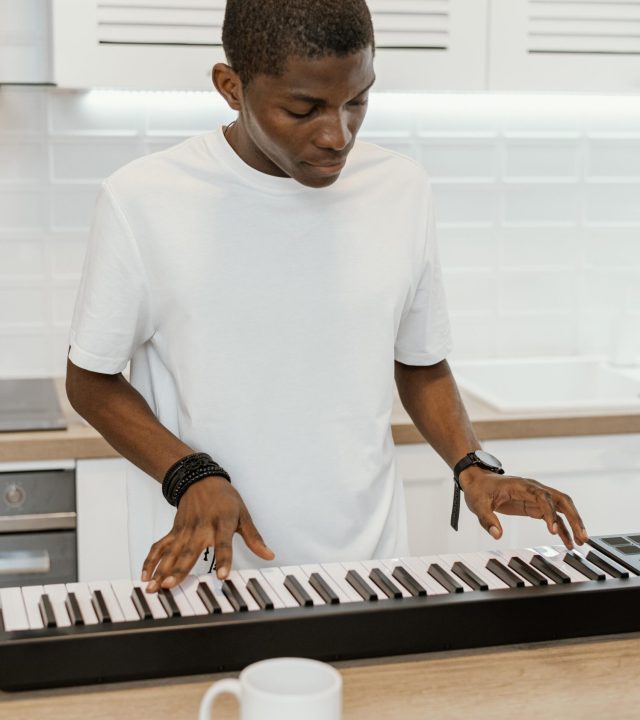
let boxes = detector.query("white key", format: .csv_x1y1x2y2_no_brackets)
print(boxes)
89,581,125,622
43,584,72,627
227,570,259,611
197,575,234,614
179,576,209,615
239,569,285,609
463,552,511,591
301,564,357,603
0,587,30,632
136,581,168,619
420,554,467,592
376,559,413,598
319,563,361,602
280,565,325,606
340,561,386,600
531,546,587,583
66,583,99,625
168,586,195,617
401,556,448,596
510,548,556,584
361,559,410,598
21,585,45,629
488,549,534,587
110,579,142,622
260,567,299,609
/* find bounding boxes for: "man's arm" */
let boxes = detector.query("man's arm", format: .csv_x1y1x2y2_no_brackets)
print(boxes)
394,359,588,548
66,351,274,590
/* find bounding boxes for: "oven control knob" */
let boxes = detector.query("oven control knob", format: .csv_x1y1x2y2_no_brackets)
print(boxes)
4,483,25,507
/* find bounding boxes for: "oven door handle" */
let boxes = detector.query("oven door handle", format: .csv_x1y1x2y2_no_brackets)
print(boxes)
0,512,76,533
0,550,51,575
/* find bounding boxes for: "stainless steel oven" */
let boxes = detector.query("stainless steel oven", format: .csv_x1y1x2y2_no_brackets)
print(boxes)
0,463,77,588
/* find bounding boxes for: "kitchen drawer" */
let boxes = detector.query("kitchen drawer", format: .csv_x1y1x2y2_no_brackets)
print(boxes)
0,469,75,518
0,531,77,588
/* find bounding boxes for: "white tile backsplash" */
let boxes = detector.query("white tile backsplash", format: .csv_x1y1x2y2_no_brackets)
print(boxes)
0,86,639,377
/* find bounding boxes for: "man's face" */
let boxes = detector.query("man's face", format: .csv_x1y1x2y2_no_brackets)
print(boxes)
239,48,375,188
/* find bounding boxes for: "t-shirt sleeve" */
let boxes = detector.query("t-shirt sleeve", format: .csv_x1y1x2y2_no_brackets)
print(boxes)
68,182,155,374
394,180,453,366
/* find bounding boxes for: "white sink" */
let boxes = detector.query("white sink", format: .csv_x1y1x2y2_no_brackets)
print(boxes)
451,356,640,413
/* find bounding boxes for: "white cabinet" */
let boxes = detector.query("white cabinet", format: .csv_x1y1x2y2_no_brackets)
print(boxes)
50,0,488,91
397,433,640,556
489,0,640,94
0,0,53,84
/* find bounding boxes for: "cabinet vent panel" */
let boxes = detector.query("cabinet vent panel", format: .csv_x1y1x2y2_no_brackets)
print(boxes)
96,0,451,50
528,0,640,55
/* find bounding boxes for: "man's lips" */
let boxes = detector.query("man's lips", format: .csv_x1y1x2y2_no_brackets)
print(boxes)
303,159,347,173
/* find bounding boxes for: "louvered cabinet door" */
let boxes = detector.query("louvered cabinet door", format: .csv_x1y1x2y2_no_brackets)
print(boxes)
489,0,640,93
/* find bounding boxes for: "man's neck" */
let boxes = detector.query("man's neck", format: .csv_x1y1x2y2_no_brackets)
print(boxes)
223,120,289,178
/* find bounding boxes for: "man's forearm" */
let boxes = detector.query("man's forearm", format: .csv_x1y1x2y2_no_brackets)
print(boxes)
66,356,194,483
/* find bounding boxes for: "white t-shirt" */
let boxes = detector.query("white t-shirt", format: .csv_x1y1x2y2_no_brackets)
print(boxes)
68,124,452,578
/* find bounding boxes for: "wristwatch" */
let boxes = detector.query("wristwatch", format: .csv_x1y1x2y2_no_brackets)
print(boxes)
450,450,504,531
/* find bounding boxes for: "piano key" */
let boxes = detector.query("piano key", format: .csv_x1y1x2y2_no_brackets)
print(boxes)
0,587,30,632
457,553,508,591
65,593,84,626
451,561,488,591
563,552,606,581
341,561,386,600
368,568,403,599
507,557,548,586
318,563,362,602
88,582,125,622
240,569,284,609
400,557,448,596
227,571,259,611
386,564,427,597
131,586,153,620
110,579,143,622
259,567,299,609
91,590,111,624
39,594,57,628
21,585,45,630
221,580,248,612
427,563,464,594
66,583,99,625
530,554,571,584
179,576,210,615
168,586,195,617
197,575,235,614
532,547,589,583
585,550,630,579
485,558,524,588
137,581,168,619
196,581,222,614
308,572,340,605
345,570,378,601
43,584,72,627
158,588,181,618
280,565,326,606
302,563,351,603
362,560,411,598
245,578,275,610
283,574,314,607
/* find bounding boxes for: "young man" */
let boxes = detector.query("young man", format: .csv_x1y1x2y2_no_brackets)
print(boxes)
66,0,587,594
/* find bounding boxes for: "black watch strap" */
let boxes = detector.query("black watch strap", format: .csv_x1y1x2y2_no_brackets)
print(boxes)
450,452,504,531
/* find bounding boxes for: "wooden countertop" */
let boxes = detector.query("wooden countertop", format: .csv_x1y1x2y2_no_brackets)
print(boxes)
3,634,640,720
1,376,639,464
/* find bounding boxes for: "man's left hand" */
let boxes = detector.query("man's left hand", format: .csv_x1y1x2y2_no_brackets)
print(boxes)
459,468,589,550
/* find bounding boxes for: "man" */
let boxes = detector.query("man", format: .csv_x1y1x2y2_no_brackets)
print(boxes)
66,0,587,595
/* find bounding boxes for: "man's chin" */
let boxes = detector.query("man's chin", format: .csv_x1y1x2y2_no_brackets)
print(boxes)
295,170,343,189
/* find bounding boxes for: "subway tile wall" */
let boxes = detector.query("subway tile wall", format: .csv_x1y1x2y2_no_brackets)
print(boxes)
0,86,639,377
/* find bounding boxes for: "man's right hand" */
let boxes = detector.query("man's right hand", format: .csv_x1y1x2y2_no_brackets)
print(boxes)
141,475,275,593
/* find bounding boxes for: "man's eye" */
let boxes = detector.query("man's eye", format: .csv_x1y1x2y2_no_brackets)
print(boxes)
286,108,314,119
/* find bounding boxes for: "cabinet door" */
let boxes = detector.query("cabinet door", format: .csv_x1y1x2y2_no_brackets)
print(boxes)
489,0,640,93
0,0,53,84
52,0,488,91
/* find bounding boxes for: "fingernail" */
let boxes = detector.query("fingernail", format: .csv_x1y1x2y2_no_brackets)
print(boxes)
141,571,148,582
146,580,157,592
217,566,228,579
552,522,558,534
582,529,589,541
489,526,500,539
162,576,176,588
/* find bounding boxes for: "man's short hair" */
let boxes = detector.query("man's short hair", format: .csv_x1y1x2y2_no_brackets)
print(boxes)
222,0,375,86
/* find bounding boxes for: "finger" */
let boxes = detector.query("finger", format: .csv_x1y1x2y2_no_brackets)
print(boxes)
213,522,235,580
158,543,201,590
554,514,573,550
141,537,171,583
555,493,588,544
531,488,559,536
238,512,275,561
475,499,503,539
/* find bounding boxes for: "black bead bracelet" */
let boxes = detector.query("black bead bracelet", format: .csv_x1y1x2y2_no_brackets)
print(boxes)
162,452,231,507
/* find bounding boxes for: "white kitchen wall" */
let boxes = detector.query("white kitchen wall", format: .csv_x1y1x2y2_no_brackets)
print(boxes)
0,86,639,377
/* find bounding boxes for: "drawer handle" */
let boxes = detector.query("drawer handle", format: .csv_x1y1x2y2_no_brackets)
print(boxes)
0,550,51,575
0,512,76,533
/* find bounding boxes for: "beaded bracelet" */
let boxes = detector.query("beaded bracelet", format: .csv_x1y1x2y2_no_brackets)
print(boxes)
162,452,231,507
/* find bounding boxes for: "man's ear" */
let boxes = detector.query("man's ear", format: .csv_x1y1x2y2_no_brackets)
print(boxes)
212,63,243,112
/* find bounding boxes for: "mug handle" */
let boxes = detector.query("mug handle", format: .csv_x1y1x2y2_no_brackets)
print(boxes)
198,679,241,720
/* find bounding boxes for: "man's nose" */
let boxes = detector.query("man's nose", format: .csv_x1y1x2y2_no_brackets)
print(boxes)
314,111,352,151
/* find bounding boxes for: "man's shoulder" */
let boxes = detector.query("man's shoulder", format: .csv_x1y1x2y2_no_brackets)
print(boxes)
350,139,431,188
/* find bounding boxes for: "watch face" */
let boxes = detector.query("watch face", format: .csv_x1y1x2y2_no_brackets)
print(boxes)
475,450,502,469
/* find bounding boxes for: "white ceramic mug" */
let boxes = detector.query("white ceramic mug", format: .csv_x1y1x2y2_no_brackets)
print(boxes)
198,657,342,720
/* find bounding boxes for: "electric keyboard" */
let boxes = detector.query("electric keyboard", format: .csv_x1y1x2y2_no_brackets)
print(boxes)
1,533,639,691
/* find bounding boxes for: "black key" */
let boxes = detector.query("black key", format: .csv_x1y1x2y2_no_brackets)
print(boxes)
508,557,548,586
345,570,378,601
626,535,640,545
65,592,84,626
222,580,248,612
284,575,313,607
486,558,525,588
604,536,630,546
617,545,640,555
428,563,464,593
196,582,222,614
586,551,629,579
131,586,153,620
246,578,274,610
39,594,57,628
369,568,402,599
451,561,488,591
564,553,606,581
391,566,427,597
309,572,340,605
158,588,181,617
530,554,571,584
91,590,111,623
